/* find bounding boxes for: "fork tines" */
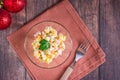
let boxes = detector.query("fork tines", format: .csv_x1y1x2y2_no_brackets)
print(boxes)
77,39,90,54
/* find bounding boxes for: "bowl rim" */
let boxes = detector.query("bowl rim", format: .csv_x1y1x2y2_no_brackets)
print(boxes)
24,20,73,69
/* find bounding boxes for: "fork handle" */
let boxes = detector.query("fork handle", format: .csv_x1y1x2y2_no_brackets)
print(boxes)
60,66,73,80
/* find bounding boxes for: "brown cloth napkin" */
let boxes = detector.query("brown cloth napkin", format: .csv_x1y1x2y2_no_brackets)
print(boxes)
7,0,105,80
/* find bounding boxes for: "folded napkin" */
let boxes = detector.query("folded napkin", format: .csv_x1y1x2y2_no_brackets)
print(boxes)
7,0,105,80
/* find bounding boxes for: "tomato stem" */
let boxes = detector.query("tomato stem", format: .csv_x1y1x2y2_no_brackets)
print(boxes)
0,0,3,8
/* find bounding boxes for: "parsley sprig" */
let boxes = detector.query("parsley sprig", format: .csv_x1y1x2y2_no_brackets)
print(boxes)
39,39,50,51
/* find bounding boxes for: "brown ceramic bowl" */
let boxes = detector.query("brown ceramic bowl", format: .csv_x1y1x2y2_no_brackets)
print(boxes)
24,21,72,68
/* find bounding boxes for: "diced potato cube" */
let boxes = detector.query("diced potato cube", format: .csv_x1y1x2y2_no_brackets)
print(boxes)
46,58,52,64
34,53,40,59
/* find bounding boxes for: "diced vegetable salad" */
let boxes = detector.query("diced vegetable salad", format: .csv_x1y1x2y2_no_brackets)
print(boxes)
32,26,66,64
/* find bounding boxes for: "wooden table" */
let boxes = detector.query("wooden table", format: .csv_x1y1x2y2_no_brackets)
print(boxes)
0,0,120,80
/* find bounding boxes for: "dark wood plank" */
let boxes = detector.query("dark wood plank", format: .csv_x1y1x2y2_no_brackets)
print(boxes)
47,0,60,7
25,0,36,79
0,6,26,80
25,0,47,79
69,0,99,80
99,0,120,80
25,0,60,79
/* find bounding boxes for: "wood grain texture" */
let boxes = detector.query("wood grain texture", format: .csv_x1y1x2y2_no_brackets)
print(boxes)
0,0,119,80
99,0,120,80
0,5,26,80
69,0,99,80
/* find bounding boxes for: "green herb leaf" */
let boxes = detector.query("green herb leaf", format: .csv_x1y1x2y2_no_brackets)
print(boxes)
39,39,50,50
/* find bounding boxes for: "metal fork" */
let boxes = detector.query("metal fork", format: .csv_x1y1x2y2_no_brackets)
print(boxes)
75,39,91,62
60,39,91,80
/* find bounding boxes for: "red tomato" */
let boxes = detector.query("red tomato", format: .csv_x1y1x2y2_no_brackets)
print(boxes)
3,0,25,13
0,9,11,30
